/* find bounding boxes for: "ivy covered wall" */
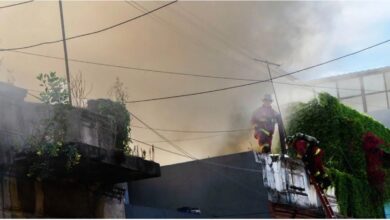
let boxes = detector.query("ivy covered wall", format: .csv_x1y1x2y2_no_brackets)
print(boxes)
286,93,390,218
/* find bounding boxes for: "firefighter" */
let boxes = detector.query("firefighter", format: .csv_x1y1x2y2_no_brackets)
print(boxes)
286,133,331,190
251,94,278,153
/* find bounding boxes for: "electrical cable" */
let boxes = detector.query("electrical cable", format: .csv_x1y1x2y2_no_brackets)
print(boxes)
0,1,177,51
124,39,390,103
0,0,33,9
125,0,269,76
131,124,251,133
175,3,278,67
131,137,189,159
130,112,261,173
144,133,227,143
131,136,265,198
6,50,384,93
7,50,260,82
123,0,266,80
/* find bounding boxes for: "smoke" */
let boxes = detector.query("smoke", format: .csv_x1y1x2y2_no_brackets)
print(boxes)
0,1,346,165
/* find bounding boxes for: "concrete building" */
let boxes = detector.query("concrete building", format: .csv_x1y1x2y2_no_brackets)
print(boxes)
309,66,390,114
125,66,390,218
126,151,338,218
0,82,160,218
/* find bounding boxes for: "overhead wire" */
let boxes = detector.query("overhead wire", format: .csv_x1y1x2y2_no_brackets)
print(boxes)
131,137,189,159
130,112,261,173
175,2,275,66
6,51,383,92
7,50,261,82
123,0,265,79
0,0,33,9
125,38,390,104
132,135,264,197
144,133,227,143
0,1,177,51
125,0,268,75
131,124,251,133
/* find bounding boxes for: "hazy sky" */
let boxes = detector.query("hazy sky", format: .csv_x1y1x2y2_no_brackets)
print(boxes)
0,1,389,165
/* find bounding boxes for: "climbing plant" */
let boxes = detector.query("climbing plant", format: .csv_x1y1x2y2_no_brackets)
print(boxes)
286,93,390,218
27,72,81,179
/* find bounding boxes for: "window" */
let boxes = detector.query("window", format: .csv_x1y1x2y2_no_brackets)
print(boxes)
366,93,387,112
364,74,385,94
338,78,361,98
315,82,337,97
341,96,364,112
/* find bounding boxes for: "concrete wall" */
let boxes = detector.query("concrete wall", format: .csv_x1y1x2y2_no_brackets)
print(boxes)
128,152,270,218
0,82,129,218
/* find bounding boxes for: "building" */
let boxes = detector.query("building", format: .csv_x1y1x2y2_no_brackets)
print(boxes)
0,82,160,218
126,151,338,218
125,66,390,218
309,66,390,114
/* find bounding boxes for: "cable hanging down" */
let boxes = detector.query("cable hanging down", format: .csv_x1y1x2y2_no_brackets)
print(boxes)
0,1,177,52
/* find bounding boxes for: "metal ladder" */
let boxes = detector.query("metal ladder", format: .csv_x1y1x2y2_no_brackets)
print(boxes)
309,175,336,218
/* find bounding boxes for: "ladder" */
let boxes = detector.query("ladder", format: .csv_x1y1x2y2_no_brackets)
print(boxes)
309,175,336,218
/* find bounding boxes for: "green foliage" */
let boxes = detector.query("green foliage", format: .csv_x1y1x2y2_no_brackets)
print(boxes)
94,99,131,153
287,93,390,218
28,73,81,179
37,72,69,105
28,105,81,179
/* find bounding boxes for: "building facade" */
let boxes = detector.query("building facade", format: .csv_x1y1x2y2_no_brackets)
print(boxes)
126,151,337,218
0,82,160,218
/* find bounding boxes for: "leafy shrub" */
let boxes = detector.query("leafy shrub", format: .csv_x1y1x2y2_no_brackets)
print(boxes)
287,93,390,218
28,73,81,179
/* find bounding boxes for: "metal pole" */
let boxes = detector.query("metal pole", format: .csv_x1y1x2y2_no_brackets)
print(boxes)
265,63,287,155
59,0,72,106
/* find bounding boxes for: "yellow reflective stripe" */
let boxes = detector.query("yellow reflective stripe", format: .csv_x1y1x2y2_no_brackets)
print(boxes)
314,148,321,156
260,128,270,136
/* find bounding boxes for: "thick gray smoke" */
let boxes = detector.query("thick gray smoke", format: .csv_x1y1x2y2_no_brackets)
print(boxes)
0,1,342,165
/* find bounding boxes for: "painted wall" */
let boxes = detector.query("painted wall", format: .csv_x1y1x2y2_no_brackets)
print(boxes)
128,152,270,218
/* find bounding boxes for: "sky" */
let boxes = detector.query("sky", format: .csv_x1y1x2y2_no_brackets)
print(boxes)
0,1,389,165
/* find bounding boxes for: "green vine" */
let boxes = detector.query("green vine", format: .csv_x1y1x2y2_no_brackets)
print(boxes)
286,93,390,218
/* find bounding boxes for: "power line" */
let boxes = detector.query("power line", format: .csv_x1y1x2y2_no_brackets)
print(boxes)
124,0,269,76
125,38,390,104
0,0,33,9
0,1,177,51
123,1,265,81
144,134,226,143
7,50,382,93
130,112,261,173
131,124,251,133
131,112,193,157
124,138,264,197
7,50,260,82
175,3,279,67
131,137,189,158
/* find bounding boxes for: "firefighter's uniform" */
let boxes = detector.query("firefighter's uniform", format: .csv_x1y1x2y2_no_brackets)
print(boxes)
287,133,331,190
251,94,278,153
